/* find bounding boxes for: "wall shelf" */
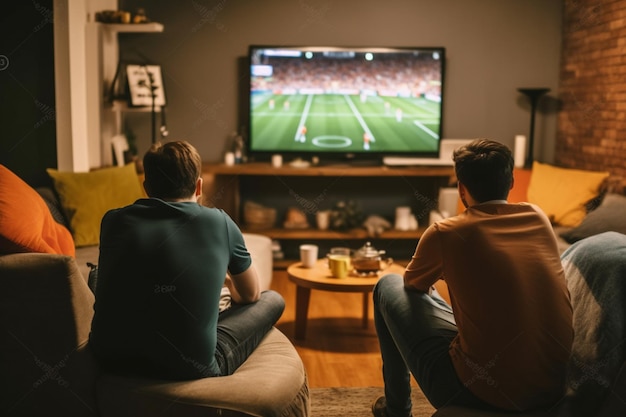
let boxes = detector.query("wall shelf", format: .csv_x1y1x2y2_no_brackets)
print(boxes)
100,22,164,33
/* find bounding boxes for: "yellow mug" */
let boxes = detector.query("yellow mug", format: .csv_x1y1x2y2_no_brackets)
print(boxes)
329,255,350,278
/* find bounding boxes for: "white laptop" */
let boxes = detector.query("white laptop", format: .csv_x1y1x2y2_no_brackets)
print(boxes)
383,139,473,166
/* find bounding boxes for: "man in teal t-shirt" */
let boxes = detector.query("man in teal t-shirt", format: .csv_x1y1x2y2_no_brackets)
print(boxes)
89,140,284,380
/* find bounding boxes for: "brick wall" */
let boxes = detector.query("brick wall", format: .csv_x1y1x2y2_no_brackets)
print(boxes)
558,0,626,188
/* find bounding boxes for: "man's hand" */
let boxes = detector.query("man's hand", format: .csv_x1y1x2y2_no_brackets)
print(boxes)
226,266,261,304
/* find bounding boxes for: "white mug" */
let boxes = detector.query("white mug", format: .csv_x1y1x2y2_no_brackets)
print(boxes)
299,244,318,268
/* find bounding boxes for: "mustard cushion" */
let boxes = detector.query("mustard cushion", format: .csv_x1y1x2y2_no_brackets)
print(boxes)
527,161,609,227
0,165,75,256
47,164,144,247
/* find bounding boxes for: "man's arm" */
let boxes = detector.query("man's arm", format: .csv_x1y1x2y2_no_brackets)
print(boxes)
226,265,261,304
404,224,444,292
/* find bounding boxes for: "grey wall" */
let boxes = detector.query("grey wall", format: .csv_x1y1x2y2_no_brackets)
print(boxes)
119,0,563,164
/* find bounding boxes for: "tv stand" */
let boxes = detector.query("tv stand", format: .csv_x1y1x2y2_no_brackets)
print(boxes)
315,158,382,167
201,162,455,265
383,156,453,167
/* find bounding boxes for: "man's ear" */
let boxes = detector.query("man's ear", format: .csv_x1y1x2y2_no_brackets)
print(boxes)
458,181,469,208
195,177,203,199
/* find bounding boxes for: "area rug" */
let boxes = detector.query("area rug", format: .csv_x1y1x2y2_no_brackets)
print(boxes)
310,386,435,417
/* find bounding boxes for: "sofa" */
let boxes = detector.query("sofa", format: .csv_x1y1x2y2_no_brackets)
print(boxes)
0,164,310,417
0,251,310,417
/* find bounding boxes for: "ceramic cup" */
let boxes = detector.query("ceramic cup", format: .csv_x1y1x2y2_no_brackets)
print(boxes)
316,210,330,230
328,254,350,278
224,152,235,166
299,244,318,268
272,154,283,168
395,206,411,230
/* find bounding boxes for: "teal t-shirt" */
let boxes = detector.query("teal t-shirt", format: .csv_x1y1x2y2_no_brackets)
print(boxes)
89,198,251,379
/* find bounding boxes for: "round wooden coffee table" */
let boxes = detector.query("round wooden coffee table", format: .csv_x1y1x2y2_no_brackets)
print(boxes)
287,259,405,340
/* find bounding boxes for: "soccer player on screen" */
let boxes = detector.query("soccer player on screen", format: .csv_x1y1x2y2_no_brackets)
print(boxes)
296,125,307,143
363,132,371,150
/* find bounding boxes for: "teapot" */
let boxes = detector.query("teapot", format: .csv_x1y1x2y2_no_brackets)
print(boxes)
351,242,393,275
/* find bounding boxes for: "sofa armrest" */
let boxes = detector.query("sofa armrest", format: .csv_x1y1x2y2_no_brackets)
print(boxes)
0,253,99,417
243,233,273,292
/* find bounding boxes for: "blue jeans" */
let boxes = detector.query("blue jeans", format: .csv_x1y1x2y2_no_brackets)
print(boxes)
215,289,285,375
373,274,488,416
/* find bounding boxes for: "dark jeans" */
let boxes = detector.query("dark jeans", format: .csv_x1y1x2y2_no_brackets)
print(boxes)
373,274,489,417
215,289,285,375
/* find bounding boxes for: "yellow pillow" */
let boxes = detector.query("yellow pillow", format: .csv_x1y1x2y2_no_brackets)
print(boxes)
527,161,609,227
47,163,144,247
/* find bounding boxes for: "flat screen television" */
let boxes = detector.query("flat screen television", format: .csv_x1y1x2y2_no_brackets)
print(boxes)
246,45,446,165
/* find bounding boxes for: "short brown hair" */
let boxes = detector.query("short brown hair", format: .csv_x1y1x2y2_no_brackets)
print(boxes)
452,139,514,202
143,141,202,199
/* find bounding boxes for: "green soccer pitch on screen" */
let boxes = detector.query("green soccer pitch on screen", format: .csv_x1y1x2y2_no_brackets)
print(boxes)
246,45,445,164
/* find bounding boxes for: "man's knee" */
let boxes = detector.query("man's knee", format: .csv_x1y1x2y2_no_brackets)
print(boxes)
372,274,406,308
260,289,285,310
373,274,404,302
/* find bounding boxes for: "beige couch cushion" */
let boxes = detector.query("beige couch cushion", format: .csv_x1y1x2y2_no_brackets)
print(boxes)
96,327,310,417
0,253,99,417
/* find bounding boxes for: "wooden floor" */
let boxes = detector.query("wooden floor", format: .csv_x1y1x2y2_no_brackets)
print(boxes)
270,269,385,388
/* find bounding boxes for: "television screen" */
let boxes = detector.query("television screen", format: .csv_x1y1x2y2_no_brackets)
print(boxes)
247,45,445,164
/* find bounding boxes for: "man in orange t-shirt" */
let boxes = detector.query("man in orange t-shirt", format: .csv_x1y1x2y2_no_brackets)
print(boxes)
372,139,573,417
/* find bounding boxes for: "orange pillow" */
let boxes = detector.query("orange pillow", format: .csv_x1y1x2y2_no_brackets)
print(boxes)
0,165,75,256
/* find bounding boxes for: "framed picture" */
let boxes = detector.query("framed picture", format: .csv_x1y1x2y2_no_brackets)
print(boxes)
126,64,166,107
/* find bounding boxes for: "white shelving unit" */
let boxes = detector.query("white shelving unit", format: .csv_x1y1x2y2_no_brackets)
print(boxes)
85,22,164,167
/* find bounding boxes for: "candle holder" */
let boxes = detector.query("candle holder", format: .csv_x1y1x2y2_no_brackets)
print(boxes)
518,88,550,169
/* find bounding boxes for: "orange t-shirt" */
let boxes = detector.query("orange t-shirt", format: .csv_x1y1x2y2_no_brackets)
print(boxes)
404,202,573,411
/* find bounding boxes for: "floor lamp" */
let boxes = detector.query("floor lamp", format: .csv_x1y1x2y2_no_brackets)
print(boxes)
518,88,550,169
